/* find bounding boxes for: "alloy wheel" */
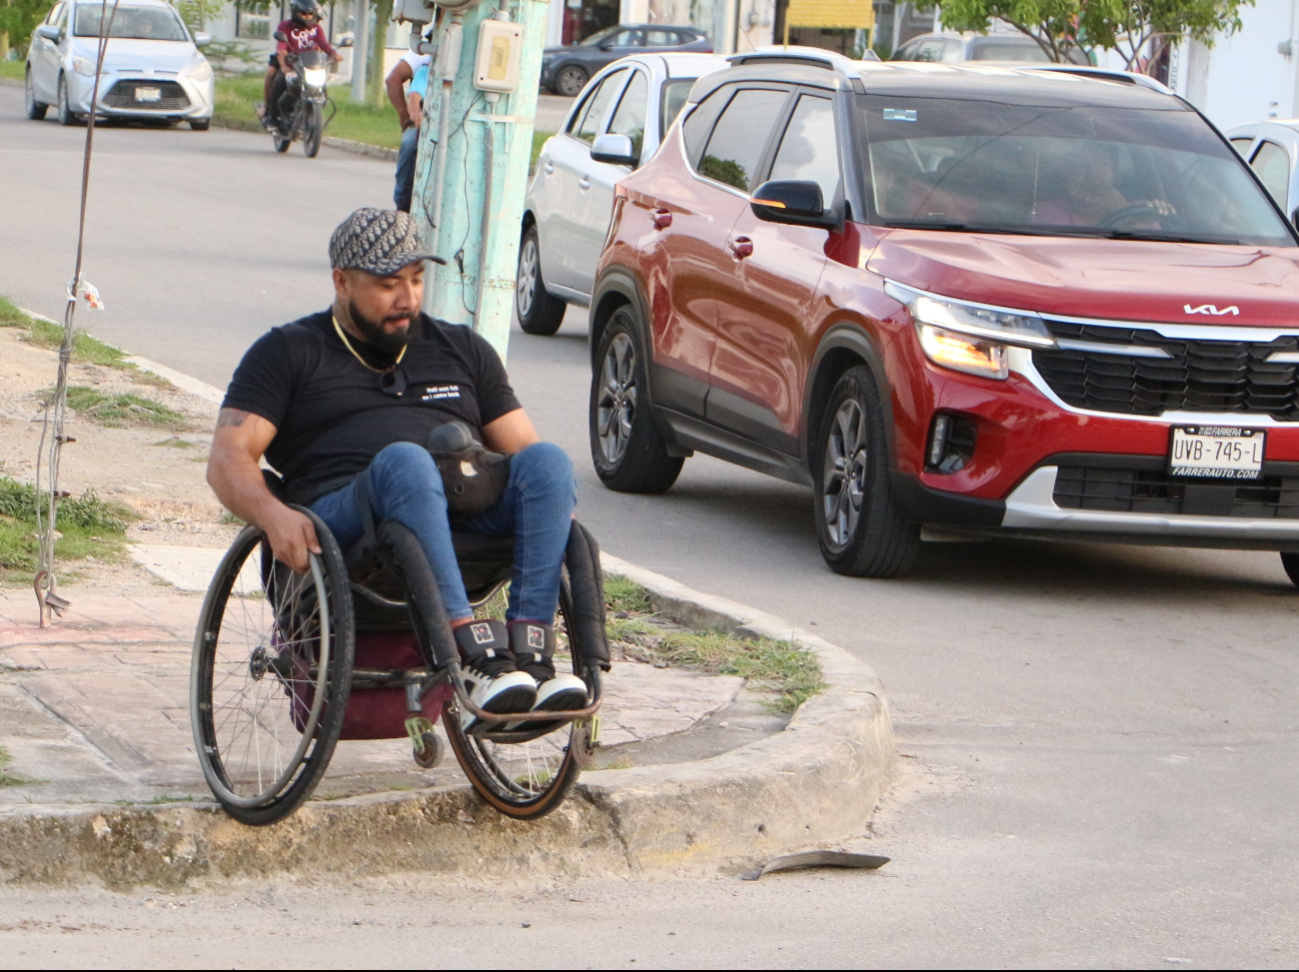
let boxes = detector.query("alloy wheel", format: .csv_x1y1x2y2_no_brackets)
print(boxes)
516,235,539,318
596,332,637,465
556,66,587,98
821,399,868,548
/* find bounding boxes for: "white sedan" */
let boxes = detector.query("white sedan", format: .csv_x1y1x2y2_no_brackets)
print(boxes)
1226,120,1299,225
515,52,727,335
25,0,215,129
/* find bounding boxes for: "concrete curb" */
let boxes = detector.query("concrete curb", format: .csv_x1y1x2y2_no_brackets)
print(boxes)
0,559,896,887
0,79,395,161
210,115,398,161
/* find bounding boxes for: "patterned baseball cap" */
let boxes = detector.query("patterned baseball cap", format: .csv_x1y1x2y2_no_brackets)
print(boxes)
328,208,445,275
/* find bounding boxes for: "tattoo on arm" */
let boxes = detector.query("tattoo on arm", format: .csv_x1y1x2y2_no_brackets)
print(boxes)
216,408,250,429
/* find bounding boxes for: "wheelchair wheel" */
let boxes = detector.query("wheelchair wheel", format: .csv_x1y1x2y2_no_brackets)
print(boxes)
190,510,355,826
444,574,595,820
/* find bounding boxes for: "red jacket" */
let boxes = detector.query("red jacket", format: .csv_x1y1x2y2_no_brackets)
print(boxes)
276,21,336,58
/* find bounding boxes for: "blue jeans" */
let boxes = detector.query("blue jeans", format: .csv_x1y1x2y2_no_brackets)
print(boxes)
394,125,420,212
310,441,576,624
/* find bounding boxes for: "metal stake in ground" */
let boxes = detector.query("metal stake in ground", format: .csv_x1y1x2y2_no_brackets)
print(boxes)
33,0,122,627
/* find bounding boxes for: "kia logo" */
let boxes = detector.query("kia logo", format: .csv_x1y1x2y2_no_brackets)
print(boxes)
1184,303,1240,316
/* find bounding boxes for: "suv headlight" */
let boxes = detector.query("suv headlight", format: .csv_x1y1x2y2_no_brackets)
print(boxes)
187,58,213,82
72,56,100,77
885,281,1054,381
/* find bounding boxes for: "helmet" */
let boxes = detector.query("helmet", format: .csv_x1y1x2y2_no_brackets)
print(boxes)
290,0,322,27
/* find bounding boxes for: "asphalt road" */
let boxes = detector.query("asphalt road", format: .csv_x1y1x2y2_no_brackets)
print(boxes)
2,84,1298,967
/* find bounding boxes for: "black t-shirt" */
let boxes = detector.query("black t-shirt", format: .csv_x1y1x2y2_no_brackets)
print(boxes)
222,310,521,504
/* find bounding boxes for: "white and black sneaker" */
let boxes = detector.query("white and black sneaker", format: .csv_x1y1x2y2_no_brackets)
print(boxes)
455,620,536,732
510,622,588,727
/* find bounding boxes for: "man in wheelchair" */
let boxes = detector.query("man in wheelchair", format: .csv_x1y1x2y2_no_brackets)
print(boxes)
207,207,587,731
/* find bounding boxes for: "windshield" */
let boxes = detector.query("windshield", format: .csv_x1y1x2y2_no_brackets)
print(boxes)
74,4,188,40
579,26,621,46
858,96,1295,247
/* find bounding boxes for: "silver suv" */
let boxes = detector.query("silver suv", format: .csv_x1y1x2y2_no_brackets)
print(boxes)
515,52,725,335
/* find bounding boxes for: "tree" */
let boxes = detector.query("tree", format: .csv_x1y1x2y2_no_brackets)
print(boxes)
366,0,392,107
1080,0,1253,72
939,0,1254,71
0,0,51,57
940,0,1089,63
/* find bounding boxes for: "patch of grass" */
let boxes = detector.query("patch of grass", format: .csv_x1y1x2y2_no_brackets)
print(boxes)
0,476,133,582
153,437,196,449
605,573,652,615
2,296,141,372
64,386,185,428
215,73,557,161
604,574,825,714
0,743,37,786
0,62,22,82
215,73,404,149
218,511,245,526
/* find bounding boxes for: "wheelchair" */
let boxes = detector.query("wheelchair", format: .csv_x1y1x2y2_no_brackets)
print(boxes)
188,483,610,827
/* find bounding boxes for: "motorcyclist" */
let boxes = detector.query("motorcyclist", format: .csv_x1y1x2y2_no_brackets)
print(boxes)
262,0,337,130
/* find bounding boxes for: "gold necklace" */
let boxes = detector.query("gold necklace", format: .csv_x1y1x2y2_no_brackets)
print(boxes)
332,313,407,373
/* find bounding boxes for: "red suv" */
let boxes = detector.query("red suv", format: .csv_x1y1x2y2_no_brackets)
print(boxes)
586,51,1299,579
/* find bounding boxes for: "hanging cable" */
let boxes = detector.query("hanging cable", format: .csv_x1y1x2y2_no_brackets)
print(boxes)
33,0,123,626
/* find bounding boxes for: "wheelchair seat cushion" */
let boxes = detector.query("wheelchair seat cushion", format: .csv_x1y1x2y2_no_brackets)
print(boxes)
346,529,516,631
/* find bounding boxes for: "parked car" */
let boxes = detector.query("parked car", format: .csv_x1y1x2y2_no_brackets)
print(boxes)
24,0,215,129
516,51,727,335
892,30,1090,65
588,51,1299,580
1225,121,1299,224
540,24,713,97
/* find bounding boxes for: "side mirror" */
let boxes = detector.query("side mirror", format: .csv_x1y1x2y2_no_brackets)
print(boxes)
600,41,615,50
339,37,354,47
193,31,212,47
590,132,637,167
35,24,62,41
749,179,836,228
273,29,288,42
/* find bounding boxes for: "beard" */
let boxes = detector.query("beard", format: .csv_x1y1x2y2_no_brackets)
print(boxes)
349,301,411,357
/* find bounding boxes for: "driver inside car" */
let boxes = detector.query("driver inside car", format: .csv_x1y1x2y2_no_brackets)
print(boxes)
207,208,587,731
1033,142,1176,228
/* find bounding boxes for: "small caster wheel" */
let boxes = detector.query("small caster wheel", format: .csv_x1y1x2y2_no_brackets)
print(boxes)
413,730,442,769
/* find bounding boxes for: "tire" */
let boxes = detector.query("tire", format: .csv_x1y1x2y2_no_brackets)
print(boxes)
1280,552,1299,588
273,129,291,153
190,509,355,826
589,307,684,493
25,68,48,120
812,366,920,578
56,74,78,127
190,117,211,131
302,102,322,158
443,574,593,820
554,64,588,98
515,225,567,335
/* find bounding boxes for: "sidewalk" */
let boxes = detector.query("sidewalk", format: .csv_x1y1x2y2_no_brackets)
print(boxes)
0,581,767,809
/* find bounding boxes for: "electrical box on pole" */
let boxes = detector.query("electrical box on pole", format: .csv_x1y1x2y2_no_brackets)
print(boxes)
406,0,548,364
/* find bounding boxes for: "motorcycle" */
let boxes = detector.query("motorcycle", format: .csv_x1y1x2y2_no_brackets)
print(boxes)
269,31,336,158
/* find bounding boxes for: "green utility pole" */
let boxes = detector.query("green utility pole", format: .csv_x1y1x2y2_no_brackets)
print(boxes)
409,0,546,364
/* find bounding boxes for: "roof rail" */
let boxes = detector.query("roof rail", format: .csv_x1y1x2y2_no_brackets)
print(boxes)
1014,63,1173,94
725,45,875,75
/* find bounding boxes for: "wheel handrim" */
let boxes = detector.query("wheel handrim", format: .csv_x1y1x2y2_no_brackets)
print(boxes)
444,577,587,814
595,331,637,465
822,399,868,547
196,535,334,808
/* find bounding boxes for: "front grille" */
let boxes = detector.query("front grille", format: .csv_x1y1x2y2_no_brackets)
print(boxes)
1032,321,1299,420
103,80,190,111
1052,459,1299,519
